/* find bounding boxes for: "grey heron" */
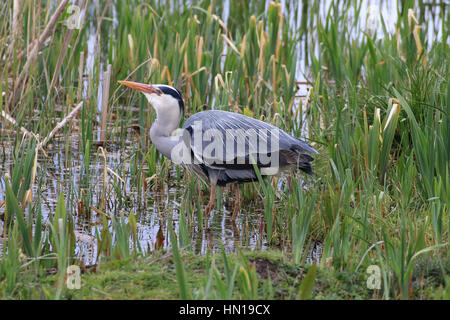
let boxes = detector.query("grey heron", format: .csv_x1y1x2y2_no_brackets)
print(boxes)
119,81,318,221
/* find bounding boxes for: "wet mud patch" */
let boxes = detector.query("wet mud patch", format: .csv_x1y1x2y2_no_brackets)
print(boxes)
250,257,282,280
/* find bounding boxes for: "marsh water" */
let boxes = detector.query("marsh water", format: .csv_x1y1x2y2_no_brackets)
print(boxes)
0,0,444,265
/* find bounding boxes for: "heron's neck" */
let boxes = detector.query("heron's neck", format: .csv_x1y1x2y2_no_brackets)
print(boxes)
149,110,182,160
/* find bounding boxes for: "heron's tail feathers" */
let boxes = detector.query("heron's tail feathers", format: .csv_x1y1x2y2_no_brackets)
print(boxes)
298,153,314,175
294,138,318,155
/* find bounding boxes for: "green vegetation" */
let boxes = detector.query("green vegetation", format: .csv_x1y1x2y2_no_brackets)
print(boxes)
0,0,448,300
2,248,448,299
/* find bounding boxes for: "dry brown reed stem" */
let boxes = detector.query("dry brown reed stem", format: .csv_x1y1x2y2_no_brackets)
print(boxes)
28,101,84,204
9,0,22,58
302,87,313,112
37,100,83,150
38,101,83,149
90,206,111,219
48,28,76,95
1,101,83,206
274,3,283,60
100,64,112,142
7,0,70,109
0,110,35,139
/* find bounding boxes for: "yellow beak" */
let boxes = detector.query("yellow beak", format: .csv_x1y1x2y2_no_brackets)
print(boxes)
118,81,161,95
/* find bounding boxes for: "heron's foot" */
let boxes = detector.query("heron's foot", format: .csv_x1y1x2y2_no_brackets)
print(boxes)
203,201,214,216
231,205,239,222
204,183,217,217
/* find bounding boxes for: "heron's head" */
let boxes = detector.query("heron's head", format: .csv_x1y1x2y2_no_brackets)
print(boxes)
118,81,184,118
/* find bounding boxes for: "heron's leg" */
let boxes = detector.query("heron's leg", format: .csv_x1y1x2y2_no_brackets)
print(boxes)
231,184,241,221
204,183,216,216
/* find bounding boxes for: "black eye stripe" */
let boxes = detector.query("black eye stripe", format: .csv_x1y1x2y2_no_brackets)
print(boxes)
156,85,184,113
158,86,181,99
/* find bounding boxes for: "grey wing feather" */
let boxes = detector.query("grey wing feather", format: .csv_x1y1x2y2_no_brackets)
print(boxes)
182,110,317,169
